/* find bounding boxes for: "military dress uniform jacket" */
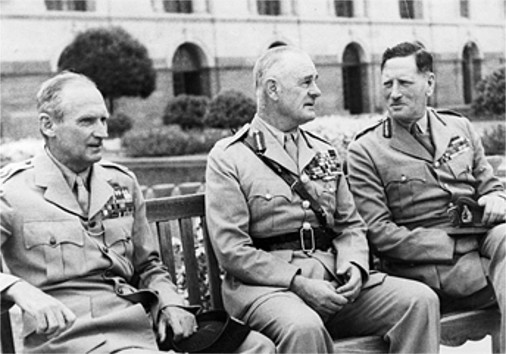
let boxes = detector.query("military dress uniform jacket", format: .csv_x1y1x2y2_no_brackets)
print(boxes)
0,152,183,353
347,108,506,297
205,116,384,319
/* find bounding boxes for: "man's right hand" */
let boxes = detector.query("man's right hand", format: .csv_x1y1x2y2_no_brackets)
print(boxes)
290,275,348,319
3,281,76,338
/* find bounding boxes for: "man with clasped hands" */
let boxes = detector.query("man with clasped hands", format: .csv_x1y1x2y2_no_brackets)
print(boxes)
205,45,440,353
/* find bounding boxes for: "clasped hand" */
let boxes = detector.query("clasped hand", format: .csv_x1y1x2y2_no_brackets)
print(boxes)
290,263,363,320
478,194,506,225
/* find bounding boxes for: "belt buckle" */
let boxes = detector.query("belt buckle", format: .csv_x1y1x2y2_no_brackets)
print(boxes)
299,223,315,253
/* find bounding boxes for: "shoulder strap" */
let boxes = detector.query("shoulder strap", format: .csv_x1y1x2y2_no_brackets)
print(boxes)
242,135,330,230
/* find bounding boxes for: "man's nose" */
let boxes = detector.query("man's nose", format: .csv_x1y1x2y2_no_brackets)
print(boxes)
309,82,322,98
94,120,108,138
390,82,402,99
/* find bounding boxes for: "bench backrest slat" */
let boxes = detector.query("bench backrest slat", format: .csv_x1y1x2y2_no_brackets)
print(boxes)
146,193,224,310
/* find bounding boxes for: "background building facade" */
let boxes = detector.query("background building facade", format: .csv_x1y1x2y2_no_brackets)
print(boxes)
1,0,505,137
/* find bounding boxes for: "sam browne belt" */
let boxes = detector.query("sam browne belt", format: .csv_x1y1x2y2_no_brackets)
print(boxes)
252,224,334,253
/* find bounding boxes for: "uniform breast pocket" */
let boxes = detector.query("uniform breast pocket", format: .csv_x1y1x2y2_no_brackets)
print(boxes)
447,151,474,183
247,180,292,233
384,167,427,219
23,220,86,283
102,216,134,259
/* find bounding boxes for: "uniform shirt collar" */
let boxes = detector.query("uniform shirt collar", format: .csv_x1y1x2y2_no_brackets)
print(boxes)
415,111,429,134
45,147,91,189
256,115,299,146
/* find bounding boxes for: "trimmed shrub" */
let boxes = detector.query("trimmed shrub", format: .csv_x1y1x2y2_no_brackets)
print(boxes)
472,67,505,118
481,124,505,156
107,112,133,138
163,95,209,129
121,125,229,157
204,90,256,130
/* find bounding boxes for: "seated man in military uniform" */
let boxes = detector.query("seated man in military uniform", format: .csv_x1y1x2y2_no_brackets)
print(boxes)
0,72,274,354
205,45,440,354
347,41,506,353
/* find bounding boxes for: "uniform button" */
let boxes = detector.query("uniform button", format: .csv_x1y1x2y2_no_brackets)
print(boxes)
265,193,272,200
302,200,310,209
89,221,97,228
300,174,310,183
449,202,454,207
443,183,449,189
434,162,441,168
117,287,124,295
49,237,57,245
302,222,311,230
401,175,407,182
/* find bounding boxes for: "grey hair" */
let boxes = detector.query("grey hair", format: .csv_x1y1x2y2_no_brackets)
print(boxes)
36,71,97,122
253,45,307,89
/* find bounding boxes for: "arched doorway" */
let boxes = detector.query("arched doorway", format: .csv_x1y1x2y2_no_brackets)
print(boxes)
462,42,481,104
172,43,210,96
342,43,368,114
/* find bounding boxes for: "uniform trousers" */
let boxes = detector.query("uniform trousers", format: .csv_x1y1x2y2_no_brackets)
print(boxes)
243,276,440,353
119,331,275,354
480,223,505,353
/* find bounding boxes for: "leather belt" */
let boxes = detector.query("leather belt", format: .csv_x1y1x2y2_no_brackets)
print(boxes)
252,226,334,253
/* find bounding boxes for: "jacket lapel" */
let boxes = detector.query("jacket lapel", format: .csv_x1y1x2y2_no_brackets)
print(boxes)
389,117,433,162
298,130,317,171
88,164,114,218
34,153,83,216
429,109,452,161
250,117,298,175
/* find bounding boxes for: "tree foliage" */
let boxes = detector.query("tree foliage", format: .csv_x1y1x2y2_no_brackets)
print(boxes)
58,26,156,113
472,67,505,117
163,95,209,130
204,90,256,130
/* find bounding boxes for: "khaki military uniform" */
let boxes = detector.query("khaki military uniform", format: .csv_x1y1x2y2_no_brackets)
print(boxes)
206,115,440,353
0,151,183,353
348,108,505,351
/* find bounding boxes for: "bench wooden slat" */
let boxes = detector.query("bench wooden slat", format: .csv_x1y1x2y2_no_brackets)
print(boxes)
179,218,201,305
157,222,176,281
147,193,205,222
441,307,500,350
202,218,224,310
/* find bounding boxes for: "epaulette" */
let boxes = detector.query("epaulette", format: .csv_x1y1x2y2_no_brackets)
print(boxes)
0,159,33,184
435,108,464,118
302,129,333,146
354,119,385,140
98,160,135,179
225,123,250,147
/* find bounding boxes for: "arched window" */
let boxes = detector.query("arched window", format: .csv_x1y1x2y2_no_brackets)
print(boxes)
342,43,368,114
268,41,287,49
462,42,481,104
172,44,210,96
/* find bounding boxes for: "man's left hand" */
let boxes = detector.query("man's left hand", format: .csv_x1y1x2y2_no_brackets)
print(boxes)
478,194,506,225
157,306,198,343
335,263,363,304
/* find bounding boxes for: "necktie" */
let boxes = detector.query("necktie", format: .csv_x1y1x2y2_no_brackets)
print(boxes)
75,174,89,215
411,124,435,156
284,133,298,165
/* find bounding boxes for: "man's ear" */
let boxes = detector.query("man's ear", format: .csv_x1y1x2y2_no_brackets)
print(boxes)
39,113,56,138
265,78,279,101
426,72,435,97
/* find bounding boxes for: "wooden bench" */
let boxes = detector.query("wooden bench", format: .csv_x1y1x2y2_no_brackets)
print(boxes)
1,193,501,353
